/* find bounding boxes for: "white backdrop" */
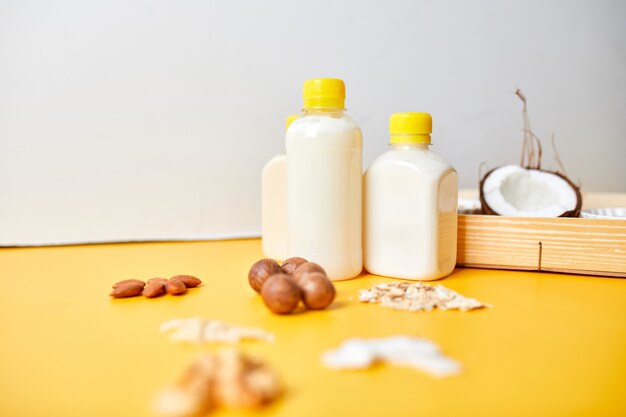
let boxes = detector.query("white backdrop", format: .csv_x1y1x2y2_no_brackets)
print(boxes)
1,0,625,245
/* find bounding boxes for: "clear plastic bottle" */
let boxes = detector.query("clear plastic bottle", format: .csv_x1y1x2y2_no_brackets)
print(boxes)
286,79,363,280
261,114,299,261
364,113,457,280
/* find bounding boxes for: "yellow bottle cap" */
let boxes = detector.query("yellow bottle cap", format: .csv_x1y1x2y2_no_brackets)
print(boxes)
303,78,345,109
389,112,432,144
285,114,299,131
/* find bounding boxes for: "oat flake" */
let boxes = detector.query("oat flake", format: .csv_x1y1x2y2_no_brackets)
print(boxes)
358,281,490,312
160,318,275,344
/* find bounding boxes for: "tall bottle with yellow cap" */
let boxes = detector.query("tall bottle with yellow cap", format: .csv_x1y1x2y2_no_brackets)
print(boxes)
286,78,363,280
364,113,457,280
262,114,299,261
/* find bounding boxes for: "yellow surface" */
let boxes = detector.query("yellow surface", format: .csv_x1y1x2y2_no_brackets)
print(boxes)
0,239,625,417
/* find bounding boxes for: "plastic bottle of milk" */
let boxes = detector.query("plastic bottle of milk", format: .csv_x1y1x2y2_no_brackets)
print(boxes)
286,78,363,280
364,112,457,281
261,114,299,261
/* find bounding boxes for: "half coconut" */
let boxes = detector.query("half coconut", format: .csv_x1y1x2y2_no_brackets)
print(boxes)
479,89,582,218
480,165,581,217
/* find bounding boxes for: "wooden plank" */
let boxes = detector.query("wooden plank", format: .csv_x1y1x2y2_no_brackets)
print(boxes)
457,215,626,277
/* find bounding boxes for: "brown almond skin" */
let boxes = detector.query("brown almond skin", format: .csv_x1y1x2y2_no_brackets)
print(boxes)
292,262,327,284
248,259,283,293
281,257,308,275
143,279,167,298
298,272,335,310
112,279,145,289
171,275,202,288
110,281,145,298
260,274,301,314
165,279,187,295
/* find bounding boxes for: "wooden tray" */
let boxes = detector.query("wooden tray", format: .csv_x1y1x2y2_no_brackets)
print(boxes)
456,191,626,277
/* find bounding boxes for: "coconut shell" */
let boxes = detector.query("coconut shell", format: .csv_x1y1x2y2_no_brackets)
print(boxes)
479,166,582,218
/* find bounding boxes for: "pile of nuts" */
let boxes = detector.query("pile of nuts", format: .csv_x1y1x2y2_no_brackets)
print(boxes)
110,275,202,299
248,257,336,314
154,349,281,416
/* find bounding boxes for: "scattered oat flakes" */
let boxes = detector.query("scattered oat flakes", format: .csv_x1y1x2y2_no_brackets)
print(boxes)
358,281,490,312
322,336,461,378
160,318,275,344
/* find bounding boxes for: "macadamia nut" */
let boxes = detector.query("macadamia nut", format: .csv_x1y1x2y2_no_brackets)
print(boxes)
280,257,308,275
298,272,336,310
248,259,283,293
260,274,301,314
292,262,327,284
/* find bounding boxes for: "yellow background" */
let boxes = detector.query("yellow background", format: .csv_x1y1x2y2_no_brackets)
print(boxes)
0,239,624,417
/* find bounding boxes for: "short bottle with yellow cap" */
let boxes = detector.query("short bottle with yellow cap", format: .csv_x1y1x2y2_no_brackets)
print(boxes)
286,78,363,280
363,112,458,280
262,114,299,261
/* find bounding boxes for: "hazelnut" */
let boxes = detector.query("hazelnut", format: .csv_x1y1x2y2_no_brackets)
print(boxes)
248,259,283,293
165,278,187,295
260,274,301,314
280,257,308,275
298,272,335,310
292,262,327,284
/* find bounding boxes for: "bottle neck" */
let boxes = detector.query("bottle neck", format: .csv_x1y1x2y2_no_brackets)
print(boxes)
302,107,345,117
389,142,430,150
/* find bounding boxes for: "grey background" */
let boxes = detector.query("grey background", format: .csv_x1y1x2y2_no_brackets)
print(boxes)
1,0,624,244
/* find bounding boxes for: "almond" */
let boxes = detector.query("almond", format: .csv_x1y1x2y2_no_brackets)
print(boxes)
143,278,167,298
110,281,145,298
166,279,187,295
112,279,145,289
171,275,202,288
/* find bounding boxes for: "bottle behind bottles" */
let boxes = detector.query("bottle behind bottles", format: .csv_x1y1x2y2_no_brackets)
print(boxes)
261,115,299,261
364,112,458,280
286,79,363,280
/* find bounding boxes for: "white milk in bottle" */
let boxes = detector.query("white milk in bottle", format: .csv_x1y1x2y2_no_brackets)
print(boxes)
364,112,457,280
261,115,299,261
286,78,363,280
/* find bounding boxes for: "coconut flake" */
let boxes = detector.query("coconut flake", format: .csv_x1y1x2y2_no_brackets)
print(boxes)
322,336,461,378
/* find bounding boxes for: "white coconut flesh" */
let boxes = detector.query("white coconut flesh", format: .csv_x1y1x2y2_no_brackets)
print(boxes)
482,165,579,217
